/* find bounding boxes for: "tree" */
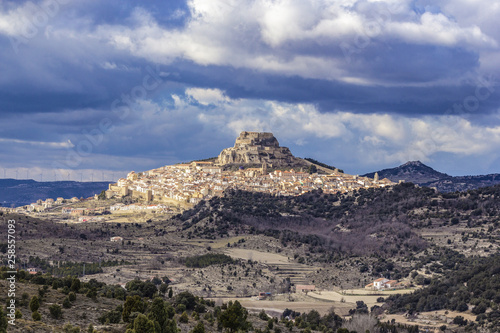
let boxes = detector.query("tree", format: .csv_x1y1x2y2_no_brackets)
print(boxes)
453,316,467,326
63,297,72,308
191,321,205,333
98,190,106,200
179,311,189,323
86,287,98,300
175,291,197,310
163,319,177,333
30,296,40,312
168,288,173,299
472,301,488,315
70,278,81,292
159,284,169,295
49,304,63,319
123,295,145,322
148,297,167,329
133,313,156,333
218,301,249,333
0,308,8,333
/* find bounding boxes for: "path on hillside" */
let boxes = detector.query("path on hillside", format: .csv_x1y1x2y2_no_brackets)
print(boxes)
300,159,336,174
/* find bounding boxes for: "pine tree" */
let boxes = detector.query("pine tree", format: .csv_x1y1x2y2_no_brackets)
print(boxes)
218,301,249,333
29,296,40,312
148,297,167,329
191,321,205,333
133,313,156,333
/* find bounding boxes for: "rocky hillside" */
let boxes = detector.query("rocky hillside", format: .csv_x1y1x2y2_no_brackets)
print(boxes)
363,161,500,192
176,182,500,259
216,131,307,168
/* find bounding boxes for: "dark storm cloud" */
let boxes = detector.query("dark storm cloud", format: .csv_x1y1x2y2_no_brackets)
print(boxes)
0,0,499,178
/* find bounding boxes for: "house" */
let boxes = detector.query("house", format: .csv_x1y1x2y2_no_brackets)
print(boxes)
110,236,124,242
27,268,39,275
295,285,316,293
373,278,389,289
62,207,73,214
366,278,403,290
70,208,86,216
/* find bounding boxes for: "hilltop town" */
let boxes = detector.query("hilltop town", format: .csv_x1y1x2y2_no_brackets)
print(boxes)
105,132,394,204
0,132,394,223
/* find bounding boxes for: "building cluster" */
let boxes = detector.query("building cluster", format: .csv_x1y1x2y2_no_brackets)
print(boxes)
109,203,171,213
0,197,82,214
106,161,394,205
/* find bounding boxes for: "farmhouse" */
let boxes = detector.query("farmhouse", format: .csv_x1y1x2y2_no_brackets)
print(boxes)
365,278,403,290
295,285,316,293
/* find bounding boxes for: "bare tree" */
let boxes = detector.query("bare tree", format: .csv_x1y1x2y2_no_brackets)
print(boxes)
343,314,378,333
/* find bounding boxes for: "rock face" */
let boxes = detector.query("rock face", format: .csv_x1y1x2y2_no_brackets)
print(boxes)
217,131,299,167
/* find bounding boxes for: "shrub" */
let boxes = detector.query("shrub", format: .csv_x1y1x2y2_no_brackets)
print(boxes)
49,304,63,319
179,311,189,323
63,297,72,309
32,311,41,321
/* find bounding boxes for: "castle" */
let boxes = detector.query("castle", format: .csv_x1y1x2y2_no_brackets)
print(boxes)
216,131,301,167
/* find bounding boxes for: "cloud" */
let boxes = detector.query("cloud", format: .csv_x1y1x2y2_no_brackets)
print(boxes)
90,0,496,84
0,138,74,148
106,87,500,172
0,1,499,178
185,87,229,105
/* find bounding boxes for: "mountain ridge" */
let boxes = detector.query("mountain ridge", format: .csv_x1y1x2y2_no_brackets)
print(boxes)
363,161,500,192
0,179,111,207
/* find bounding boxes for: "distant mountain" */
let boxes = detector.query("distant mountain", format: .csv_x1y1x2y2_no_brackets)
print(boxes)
363,161,500,192
0,179,110,207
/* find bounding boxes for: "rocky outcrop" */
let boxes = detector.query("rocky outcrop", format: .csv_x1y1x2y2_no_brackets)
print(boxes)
216,131,301,167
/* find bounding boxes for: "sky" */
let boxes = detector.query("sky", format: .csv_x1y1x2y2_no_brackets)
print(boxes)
0,0,499,181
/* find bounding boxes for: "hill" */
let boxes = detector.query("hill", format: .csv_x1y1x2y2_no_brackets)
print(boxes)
175,182,500,258
0,179,110,207
363,161,500,192
3,182,500,331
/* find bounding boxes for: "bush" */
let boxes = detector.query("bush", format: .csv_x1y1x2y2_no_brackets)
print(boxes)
63,297,72,309
191,321,205,333
63,323,81,333
49,304,63,319
472,302,488,315
179,311,189,323
32,311,41,321
453,316,467,326
175,291,197,310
